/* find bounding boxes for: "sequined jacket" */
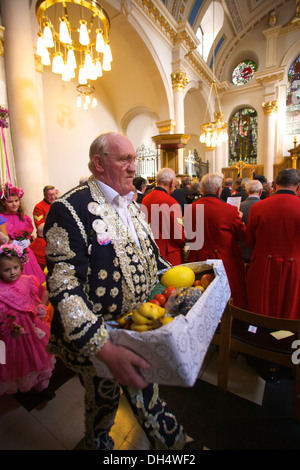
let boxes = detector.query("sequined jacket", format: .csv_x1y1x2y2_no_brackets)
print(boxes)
44,177,170,372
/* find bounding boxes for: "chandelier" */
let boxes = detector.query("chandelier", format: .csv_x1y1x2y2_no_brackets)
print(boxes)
35,0,113,84
76,83,97,109
199,81,228,149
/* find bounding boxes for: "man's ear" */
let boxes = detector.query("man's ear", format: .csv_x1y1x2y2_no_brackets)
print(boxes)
93,155,105,174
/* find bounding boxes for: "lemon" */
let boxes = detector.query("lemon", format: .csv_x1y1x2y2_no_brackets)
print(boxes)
161,266,195,288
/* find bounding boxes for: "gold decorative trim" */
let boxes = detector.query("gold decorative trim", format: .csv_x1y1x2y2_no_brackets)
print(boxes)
156,119,176,134
171,69,189,91
35,53,43,73
262,100,278,116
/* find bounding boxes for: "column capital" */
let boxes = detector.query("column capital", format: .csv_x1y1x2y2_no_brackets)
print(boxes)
171,69,189,92
156,119,176,134
262,100,278,116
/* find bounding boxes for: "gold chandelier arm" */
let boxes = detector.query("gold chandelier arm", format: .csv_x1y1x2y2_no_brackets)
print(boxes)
35,0,112,85
36,0,111,42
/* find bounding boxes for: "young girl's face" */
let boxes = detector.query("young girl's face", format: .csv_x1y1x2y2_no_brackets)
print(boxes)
3,195,20,213
0,258,22,282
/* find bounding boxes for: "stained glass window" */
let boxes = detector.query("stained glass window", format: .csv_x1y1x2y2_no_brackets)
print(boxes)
286,55,300,136
232,60,258,86
229,107,258,166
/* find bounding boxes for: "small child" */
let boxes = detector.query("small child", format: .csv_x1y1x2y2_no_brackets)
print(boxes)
0,243,55,395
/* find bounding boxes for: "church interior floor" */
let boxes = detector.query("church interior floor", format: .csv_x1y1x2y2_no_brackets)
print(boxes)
1,344,299,451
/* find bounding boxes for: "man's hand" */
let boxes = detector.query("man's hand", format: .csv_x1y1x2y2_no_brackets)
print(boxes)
96,340,150,389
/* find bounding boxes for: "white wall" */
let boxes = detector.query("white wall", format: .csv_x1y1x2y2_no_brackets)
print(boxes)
42,70,118,196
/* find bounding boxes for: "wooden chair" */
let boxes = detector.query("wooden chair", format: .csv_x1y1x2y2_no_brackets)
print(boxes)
212,299,300,422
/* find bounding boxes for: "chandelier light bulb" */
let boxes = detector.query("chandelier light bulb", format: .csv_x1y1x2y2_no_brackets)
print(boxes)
83,52,94,78
85,95,91,104
67,48,77,70
78,66,87,85
102,54,111,71
89,61,98,80
103,43,112,62
95,29,105,53
79,20,90,46
43,24,54,48
52,52,64,74
41,47,51,66
92,97,97,108
59,17,71,44
95,59,103,77
68,66,76,79
37,33,46,57
83,101,88,110
62,63,71,81
76,95,82,107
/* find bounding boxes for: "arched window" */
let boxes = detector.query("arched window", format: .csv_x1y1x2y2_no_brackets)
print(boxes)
229,107,258,166
232,60,258,86
196,1,224,62
286,54,300,137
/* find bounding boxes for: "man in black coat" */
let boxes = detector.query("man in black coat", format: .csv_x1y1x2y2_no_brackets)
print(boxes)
44,132,193,451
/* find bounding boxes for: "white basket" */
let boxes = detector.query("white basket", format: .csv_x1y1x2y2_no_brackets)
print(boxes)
92,260,231,387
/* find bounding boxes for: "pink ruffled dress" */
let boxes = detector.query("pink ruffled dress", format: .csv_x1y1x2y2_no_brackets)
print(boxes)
0,275,55,394
3,212,46,286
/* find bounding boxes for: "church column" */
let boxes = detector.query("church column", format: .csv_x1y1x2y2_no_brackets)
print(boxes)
0,0,46,216
262,100,278,182
171,69,189,174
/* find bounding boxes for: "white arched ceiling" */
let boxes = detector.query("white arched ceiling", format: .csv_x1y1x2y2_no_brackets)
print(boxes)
95,11,170,128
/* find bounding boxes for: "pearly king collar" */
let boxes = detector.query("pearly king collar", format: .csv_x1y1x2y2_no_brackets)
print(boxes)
87,177,158,301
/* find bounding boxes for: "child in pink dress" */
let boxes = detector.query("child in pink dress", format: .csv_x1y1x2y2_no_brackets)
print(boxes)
0,244,55,395
0,183,45,287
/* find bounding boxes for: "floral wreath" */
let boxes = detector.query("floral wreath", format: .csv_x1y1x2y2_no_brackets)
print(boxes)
0,243,28,265
0,182,24,200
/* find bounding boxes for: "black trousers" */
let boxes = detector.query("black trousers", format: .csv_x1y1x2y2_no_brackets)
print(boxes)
79,369,186,450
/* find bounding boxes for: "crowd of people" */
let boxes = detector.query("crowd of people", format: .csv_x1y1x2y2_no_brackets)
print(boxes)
0,131,299,450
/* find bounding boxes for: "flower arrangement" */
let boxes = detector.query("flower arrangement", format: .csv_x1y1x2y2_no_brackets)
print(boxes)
0,243,28,265
14,229,31,241
0,106,10,128
0,310,26,338
0,182,24,200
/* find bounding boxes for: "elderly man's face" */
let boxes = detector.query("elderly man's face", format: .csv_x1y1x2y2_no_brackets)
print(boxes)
94,134,136,196
45,189,56,204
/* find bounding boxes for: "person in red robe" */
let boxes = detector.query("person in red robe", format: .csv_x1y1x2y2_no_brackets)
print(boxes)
33,185,56,230
185,173,247,308
141,168,185,266
246,168,300,319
